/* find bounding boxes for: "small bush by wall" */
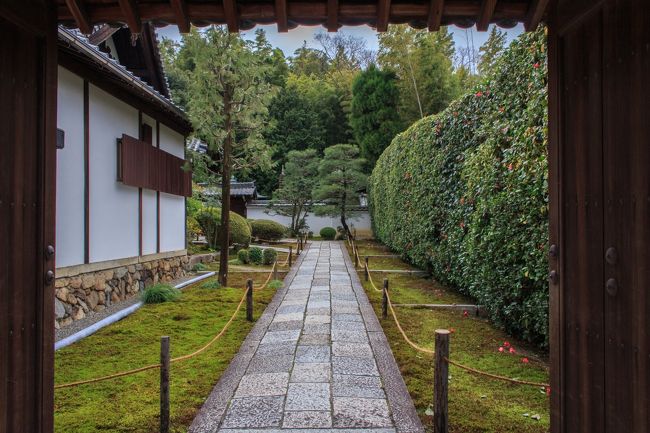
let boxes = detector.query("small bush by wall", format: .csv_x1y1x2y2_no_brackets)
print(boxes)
370,29,549,347
196,207,251,249
237,249,250,264
251,219,287,241
248,247,263,265
320,227,337,240
142,284,181,304
263,248,278,265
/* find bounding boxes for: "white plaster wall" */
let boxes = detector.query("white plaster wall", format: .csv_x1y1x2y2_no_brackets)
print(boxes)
88,85,139,262
247,205,372,236
141,114,158,255
56,67,85,267
159,124,186,251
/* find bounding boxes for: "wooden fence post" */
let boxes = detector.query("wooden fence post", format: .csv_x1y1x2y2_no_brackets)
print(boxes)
364,257,369,281
434,329,450,433
273,261,278,280
160,336,170,433
246,280,253,322
382,278,388,319
289,247,293,267
354,245,359,268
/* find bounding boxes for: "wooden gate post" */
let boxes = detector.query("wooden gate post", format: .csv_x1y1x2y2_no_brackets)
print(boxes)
382,278,388,319
434,329,450,433
160,336,170,433
364,257,369,281
246,279,253,322
289,247,293,267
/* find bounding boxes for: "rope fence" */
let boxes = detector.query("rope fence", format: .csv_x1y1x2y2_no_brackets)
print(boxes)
346,237,549,432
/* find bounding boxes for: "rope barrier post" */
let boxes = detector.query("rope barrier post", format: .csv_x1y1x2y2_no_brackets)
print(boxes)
434,329,450,433
160,336,170,433
273,261,278,281
354,246,359,268
246,280,254,322
382,279,388,319
364,257,369,281
289,247,293,267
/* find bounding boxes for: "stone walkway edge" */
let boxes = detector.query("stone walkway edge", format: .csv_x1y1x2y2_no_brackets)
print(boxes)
189,241,424,433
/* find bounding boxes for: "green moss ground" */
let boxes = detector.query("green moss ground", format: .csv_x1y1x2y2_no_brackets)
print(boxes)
54,273,277,433
348,240,550,433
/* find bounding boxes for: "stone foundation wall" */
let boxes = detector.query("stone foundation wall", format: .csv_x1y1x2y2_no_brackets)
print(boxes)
54,252,190,328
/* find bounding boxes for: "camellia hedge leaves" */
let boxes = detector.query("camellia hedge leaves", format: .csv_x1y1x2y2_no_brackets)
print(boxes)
370,29,549,347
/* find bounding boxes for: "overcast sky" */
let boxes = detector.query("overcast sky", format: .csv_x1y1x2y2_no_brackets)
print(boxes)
156,23,524,58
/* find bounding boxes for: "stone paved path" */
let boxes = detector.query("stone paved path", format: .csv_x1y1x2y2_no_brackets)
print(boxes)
191,241,423,433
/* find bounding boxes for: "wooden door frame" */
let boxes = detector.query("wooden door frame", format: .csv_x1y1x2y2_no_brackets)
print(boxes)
0,3,57,433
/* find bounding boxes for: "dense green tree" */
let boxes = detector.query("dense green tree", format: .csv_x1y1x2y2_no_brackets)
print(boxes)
183,27,275,285
270,149,321,234
478,27,507,76
312,144,367,238
289,43,329,76
350,65,402,169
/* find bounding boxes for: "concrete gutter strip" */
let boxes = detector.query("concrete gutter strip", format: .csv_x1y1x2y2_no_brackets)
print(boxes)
54,271,216,351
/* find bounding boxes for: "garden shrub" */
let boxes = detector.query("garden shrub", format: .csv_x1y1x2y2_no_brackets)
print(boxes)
248,247,263,265
237,249,250,264
320,227,336,240
142,284,181,304
195,207,251,249
370,29,549,347
250,219,286,241
263,248,278,265
200,279,221,290
268,280,283,290
192,262,207,272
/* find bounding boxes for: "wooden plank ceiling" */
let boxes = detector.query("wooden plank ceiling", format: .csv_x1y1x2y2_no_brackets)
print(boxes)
59,0,549,34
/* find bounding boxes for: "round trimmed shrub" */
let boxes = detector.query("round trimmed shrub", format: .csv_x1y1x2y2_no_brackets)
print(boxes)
195,207,251,249
248,247,263,265
263,248,278,265
142,284,181,304
237,249,250,264
250,219,287,241
320,227,336,240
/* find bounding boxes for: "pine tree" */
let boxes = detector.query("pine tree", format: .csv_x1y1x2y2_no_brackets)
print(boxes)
478,27,507,77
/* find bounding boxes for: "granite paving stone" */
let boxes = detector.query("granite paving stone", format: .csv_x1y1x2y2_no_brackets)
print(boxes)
203,241,424,432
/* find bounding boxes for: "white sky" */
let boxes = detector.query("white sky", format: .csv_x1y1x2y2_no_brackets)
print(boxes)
156,23,524,58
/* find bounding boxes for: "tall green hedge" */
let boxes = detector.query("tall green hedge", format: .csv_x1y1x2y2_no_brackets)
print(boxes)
370,29,549,347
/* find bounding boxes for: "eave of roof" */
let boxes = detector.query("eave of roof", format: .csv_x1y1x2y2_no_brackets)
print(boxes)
57,26,192,135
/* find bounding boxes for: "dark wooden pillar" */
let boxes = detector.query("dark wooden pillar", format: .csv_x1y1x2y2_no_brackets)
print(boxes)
548,1,649,432
0,3,57,433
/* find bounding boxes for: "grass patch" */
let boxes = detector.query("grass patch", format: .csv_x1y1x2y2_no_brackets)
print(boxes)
54,272,277,433
141,283,181,304
347,240,550,433
199,279,221,290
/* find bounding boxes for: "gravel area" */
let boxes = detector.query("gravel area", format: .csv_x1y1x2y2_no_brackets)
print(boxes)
55,272,206,343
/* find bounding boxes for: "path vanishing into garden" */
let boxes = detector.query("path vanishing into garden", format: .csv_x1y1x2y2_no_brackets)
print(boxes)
190,241,424,433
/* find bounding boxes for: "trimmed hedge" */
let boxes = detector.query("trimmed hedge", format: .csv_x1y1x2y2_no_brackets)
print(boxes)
320,227,337,240
248,247,263,265
195,207,251,249
250,219,287,241
263,248,278,265
237,249,250,264
370,29,549,347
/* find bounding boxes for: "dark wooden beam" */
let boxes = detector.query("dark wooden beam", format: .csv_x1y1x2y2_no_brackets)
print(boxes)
118,0,142,33
88,24,119,45
477,0,497,31
327,0,338,32
376,0,391,32
275,0,288,32
524,0,549,31
428,0,444,31
169,0,190,33
223,0,239,32
64,0,92,34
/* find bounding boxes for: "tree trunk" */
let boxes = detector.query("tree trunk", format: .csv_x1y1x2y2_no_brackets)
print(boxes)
340,187,351,239
218,92,232,286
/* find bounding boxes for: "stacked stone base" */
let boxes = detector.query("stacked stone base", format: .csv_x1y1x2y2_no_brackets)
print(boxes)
55,252,190,328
